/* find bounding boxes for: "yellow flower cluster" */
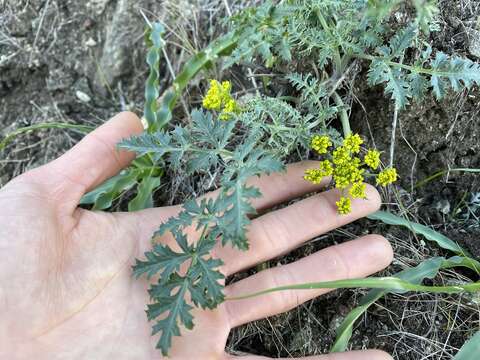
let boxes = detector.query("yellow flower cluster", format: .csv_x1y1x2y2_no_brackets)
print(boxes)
202,80,238,120
304,133,397,215
376,168,398,186
343,133,363,154
336,196,352,215
303,160,333,184
333,156,364,189
349,181,367,199
364,149,381,170
311,135,332,154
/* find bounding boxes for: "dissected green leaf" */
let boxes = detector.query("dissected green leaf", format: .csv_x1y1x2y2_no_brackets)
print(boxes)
388,25,417,58
368,60,411,109
408,72,429,100
134,219,224,355
430,52,480,99
217,183,261,250
133,243,192,281
150,277,193,355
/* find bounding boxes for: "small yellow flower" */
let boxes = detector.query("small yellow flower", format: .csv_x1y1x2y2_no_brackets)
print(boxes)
349,181,367,199
304,169,323,184
221,80,232,94
376,168,398,186
332,146,350,165
364,149,381,170
203,80,238,120
343,133,363,154
319,160,333,176
304,160,333,184
219,98,238,120
310,135,332,154
336,196,352,215
202,80,223,110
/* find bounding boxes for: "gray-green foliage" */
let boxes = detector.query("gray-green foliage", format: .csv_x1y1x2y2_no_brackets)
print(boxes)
227,0,480,111
120,107,310,354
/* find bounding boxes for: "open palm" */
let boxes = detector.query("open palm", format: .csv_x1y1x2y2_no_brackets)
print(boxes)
0,112,393,360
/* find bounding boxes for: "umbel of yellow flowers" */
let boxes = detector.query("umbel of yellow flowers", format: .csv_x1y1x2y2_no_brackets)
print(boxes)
202,80,239,120
304,134,397,215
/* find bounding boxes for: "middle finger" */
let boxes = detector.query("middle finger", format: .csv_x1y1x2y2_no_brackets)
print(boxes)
216,184,381,276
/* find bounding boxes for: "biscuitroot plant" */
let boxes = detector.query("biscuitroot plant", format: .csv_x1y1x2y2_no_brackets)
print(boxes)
91,0,480,356
120,82,400,354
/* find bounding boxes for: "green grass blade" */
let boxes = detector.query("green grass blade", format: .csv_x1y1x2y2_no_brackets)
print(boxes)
414,168,480,189
144,22,166,130
453,330,480,359
153,33,238,131
331,256,478,352
79,171,139,210
0,122,94,151
367,210,473,256
128,175,161,211
228,274,480,301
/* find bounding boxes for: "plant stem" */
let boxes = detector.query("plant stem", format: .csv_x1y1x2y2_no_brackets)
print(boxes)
315,10,343,72
414,168,480,189
227,277,480,301
0,122,94,151
352,53,456,77
332,92,351,137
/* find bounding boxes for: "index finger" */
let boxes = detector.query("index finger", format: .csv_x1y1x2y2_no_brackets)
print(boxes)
134,161,329,246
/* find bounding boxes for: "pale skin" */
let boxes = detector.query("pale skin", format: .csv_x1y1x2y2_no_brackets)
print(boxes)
0,112,394,360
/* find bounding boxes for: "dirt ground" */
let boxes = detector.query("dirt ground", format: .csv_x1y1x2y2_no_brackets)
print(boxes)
1,0,479,359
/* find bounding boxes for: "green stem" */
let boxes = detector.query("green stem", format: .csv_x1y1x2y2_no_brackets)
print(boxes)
315,10,343,72
332,92,351,137
0,122,94,151
353,53,459,77
227,277,480,301
414,168,480,189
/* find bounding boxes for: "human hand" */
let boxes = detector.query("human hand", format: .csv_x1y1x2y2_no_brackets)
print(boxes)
0,112,393,359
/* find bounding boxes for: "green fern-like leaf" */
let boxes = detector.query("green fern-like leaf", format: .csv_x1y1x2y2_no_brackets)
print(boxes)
134,220,224,355
217,182,261,250
430,52,480,99
368,59,411,110
126,104,289,354
388,25,417,58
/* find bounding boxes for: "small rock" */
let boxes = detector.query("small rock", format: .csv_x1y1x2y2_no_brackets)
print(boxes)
76,90,91,103
85,37,97,47
434,199,451,215
468,29,480,58
0,55,8,67
46,68,74,91
88,0,111,15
